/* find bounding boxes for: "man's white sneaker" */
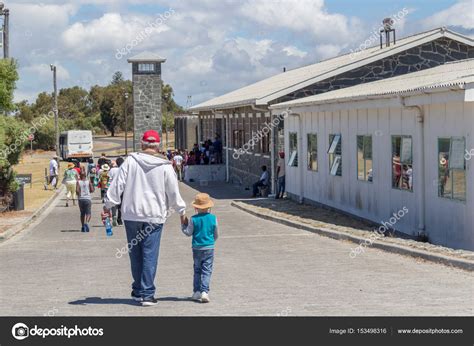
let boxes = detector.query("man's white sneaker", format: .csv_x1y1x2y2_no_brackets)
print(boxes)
200,292,210,303
191,292,202,301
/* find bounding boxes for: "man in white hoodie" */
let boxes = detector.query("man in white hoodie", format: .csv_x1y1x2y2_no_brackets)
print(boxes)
105,130,186,306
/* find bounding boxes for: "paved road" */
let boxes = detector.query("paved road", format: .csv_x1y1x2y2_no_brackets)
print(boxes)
0,182,472,316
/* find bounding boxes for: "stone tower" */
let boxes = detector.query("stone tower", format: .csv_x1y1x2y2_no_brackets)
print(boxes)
127,52,166,151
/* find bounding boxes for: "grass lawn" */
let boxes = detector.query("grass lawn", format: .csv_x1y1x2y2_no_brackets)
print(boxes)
13,150,57,211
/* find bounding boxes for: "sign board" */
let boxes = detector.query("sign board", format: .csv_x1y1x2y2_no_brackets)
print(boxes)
449,137,465,170
15,174,32,188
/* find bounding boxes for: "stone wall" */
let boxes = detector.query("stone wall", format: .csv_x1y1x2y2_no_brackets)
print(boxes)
132,73,163,151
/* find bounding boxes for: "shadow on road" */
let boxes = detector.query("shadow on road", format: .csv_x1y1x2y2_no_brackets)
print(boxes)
69,296,198,306
69,297,138,306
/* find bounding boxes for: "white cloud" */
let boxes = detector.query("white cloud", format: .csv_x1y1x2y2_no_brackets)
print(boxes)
422,0,474,29
283,46,308,58
21,63,71,81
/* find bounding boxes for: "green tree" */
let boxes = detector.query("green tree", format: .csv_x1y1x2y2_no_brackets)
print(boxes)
0,59,19,114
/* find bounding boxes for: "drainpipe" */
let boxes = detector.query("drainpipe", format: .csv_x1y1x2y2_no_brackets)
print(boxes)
226,112,230,182
399,96,425,235
289,111,304,203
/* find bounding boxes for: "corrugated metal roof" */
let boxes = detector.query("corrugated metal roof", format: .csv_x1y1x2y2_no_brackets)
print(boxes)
270,59,474,109
191,28,473,111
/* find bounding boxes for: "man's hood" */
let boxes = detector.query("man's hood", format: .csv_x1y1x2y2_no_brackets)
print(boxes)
130,152,171,173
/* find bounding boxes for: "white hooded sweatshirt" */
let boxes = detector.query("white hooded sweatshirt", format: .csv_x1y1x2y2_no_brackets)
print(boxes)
105,152,186,223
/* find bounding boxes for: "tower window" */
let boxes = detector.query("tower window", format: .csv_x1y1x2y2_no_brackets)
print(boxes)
138,63,155,72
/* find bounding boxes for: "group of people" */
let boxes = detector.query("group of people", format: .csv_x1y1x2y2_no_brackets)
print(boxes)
48,130,219,305
102,130,218,305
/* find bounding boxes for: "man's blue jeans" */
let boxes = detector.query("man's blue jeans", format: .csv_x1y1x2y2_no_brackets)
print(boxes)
124,221,163,299
193,249,214,293
277,175,285,198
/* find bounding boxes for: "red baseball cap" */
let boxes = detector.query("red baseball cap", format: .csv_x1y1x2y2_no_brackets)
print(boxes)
142,130,160,143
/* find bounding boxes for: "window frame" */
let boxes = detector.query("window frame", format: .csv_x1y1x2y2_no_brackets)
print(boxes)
137,63,155,72
437,136,466,202
391,135,413,192
288,132,298,167
307,133,318,172
328,134,342,176
356,135,373,183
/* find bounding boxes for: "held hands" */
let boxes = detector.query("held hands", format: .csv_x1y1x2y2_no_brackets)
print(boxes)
181,215,189,226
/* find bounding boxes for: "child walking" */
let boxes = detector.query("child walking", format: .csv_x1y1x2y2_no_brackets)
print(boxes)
76,170,94,232
182,193,218,303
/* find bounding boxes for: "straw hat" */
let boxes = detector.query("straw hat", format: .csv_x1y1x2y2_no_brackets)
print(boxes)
192,193,214,209
101,164,110,171
67,162,75,169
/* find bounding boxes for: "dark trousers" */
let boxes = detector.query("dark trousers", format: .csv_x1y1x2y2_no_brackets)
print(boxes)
253,181,266,196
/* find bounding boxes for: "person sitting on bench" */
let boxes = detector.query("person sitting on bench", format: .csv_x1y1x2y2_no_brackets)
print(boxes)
252,165,270,197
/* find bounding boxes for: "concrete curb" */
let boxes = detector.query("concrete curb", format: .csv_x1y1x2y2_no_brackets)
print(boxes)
0,186,65,242
231,201,474,272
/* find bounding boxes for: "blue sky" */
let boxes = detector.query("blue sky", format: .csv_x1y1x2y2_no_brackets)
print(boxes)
5,0,474,108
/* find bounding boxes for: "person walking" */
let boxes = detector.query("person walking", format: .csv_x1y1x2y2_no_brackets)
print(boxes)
105,130,186,306
182,193,218,303
76,170,94,232
172,151,184,181
276,152,286,199
63,163,79,207
108,157,124,226
47,155,59,190
99,164,110,202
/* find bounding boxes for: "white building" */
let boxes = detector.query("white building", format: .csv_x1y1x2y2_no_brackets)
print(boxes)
271,59,474,251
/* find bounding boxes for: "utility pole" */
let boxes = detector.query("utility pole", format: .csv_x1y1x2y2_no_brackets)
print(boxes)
0,2,9,58
50,64,59,157
124,91,129,156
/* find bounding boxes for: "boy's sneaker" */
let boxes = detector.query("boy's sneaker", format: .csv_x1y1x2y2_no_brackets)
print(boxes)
112,217,118,227
84,224,90,232
81,225,85,232
131,291,143,302
191,292,201,301
141,297,159,306
200,292,210,303
66,202,69,207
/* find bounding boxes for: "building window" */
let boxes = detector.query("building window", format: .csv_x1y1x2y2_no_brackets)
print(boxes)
261,130,270,154
438,137,466,201
138,63,155,72
232,130,243,148
392,135,413,191
307,133,318,171
328,134,342,176
288,132,298,167
357,135,373,182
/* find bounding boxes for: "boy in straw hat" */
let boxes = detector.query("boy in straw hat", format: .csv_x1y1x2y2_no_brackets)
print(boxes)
182,193,218,303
